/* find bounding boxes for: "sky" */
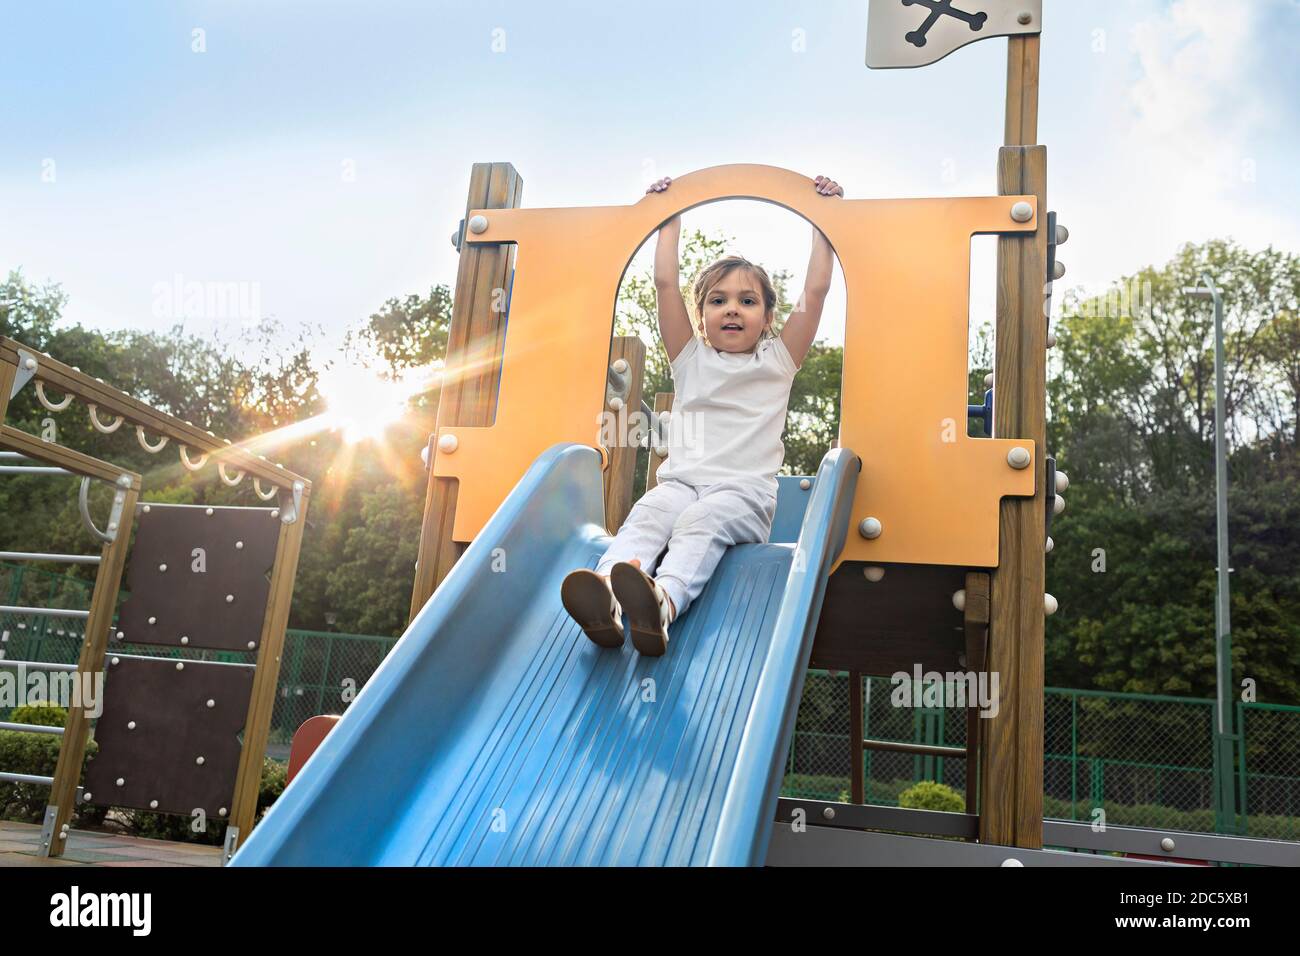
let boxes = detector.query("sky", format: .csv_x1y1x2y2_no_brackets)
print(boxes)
2,0,1297,353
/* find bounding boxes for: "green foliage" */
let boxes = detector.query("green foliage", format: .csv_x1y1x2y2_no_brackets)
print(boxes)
0,704,106,827
898,781,965,813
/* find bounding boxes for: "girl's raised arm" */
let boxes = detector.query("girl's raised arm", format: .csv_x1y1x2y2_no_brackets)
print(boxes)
780,175,842,369
648,178,694,363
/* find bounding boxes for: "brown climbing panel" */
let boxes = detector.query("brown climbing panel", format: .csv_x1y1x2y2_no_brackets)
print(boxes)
115,503,281,652
82,655,255,819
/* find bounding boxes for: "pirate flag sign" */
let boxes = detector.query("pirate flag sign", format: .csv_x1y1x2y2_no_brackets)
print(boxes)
866,0,1042,69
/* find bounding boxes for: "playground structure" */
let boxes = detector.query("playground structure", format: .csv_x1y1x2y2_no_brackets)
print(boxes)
0,337,310,862
6,3,1291,867
231,1,1062,862
234,4,1294,867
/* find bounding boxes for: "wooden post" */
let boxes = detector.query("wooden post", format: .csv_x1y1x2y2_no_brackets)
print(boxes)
42,479,140,858
602,336,646,533
0,360,15,422
645,392,674,492
1004,35,1040,147
982,143,1048,848
409,163,522,622
227,487,310,857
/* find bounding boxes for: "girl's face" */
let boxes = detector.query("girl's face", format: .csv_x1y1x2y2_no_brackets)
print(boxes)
698,270,770,353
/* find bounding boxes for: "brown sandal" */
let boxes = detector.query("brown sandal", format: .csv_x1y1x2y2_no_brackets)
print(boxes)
610,562,675,657
561,569,624,648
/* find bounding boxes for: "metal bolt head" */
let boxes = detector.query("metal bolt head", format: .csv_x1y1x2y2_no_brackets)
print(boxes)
175,661,184,671
612,358,629,374
1052,259,1066,280
142,504,151,513
1009,201,1034,223
159,563,167,572
799,478,811,490
1055,223,1069,245
236,541,244,549
952,589,966,611
127,720,136,730
148,616,157,625
1017,11,1032,25
822,807,835,820
23,357,36,370
196,756,205,766
1160,837,1176,852
180,636,189,645
247,641,256,650
858,517,882,539
116,474,131,488
206,699,215,708
438,433,459,454
863,565,885,583
205,507,214,516
226,594,234,603
1007,446,1031,469
293,481,304,492
116,777,125,786
467,214,489,234
150,800,159,809
1001,857,1024,867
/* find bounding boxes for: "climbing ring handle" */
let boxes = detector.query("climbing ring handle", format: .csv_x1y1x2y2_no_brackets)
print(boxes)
179,445,209,471
35,381,74,412
136,426,169,454
218,462,245,486
87,403,124,434
253,477,278,501
78,478,114,544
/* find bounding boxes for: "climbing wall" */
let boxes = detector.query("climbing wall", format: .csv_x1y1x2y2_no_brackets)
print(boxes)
115,503,281,652
84,502,280,819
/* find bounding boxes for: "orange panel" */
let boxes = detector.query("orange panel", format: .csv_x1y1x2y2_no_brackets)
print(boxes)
434,164,1036,567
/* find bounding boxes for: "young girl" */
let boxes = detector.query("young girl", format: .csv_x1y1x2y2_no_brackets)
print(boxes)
562,173,842,656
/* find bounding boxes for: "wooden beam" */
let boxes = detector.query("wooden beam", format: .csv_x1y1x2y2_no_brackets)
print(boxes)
42,483,139,858
409,163,522,622
227,486,310,855
602,336,646,533
0,424,141,487
982,146,1048,848
1004,35,1040,146
0,339,308,492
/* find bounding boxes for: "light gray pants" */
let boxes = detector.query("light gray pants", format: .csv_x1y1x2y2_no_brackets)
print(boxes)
594,477,777,619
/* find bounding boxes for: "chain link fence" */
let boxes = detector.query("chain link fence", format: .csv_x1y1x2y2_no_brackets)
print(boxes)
3,562,1298,839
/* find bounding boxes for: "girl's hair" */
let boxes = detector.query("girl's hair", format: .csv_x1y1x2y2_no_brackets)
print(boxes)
690,256,779,341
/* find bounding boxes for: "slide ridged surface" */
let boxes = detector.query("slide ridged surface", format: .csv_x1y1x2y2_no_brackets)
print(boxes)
231,443,856,866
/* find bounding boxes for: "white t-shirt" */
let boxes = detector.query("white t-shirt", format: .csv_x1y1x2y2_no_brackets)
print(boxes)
655,333,801,490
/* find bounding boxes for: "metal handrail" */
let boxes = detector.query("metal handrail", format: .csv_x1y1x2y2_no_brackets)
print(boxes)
0,721,63,736
0,605,89,620
0,551,101,565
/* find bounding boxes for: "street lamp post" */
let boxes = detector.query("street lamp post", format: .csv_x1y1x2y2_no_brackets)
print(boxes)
1183,274,1238,834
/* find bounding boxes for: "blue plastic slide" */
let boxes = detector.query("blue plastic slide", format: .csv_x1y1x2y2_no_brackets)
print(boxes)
231,443,858,866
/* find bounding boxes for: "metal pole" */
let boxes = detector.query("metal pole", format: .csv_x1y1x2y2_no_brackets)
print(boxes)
1208,274,1238,834
1185,275,1238,834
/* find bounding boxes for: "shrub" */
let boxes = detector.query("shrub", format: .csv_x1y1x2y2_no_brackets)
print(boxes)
898,781,965,813
0,703,107,827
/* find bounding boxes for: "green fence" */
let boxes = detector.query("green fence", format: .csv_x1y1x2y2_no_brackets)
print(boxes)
3,562,1298,838
784,672,1300,840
